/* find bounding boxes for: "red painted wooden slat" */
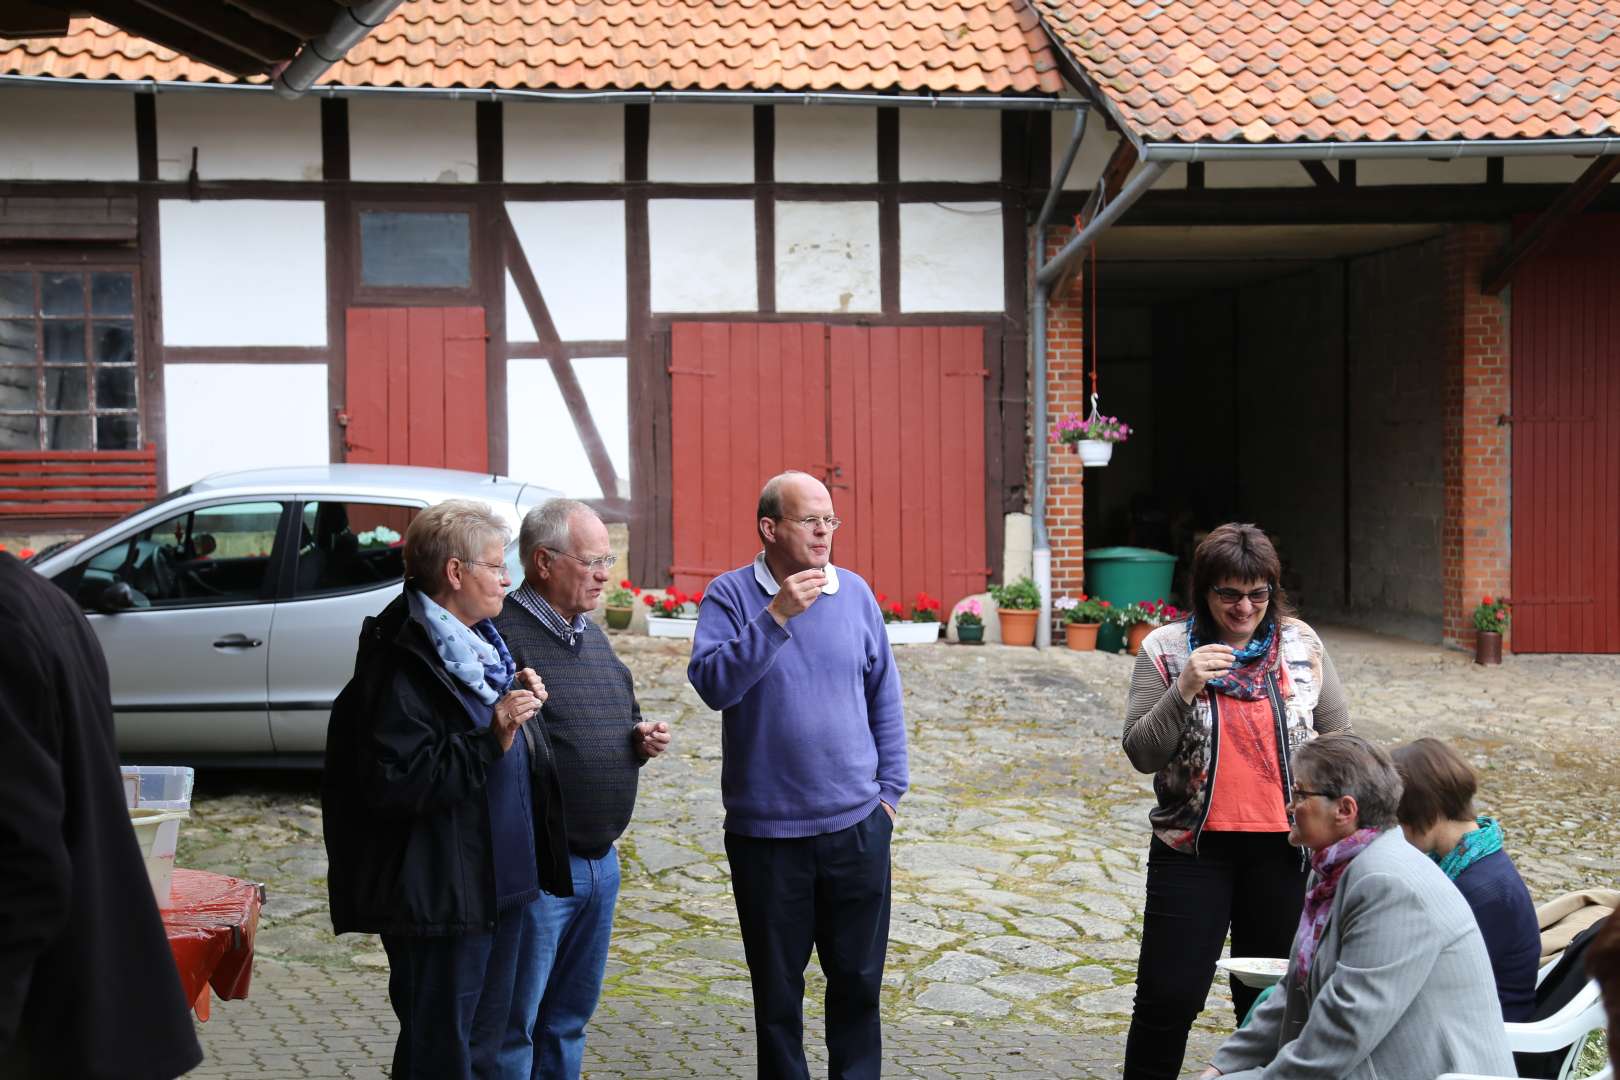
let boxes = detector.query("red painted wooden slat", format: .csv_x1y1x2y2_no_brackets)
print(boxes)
344,309,384,465
0,448,155,463
731,322,762,590
697,323,732,593
896,328,924,606
959,327,989,602
0,501,150,515
828,326,861,583
407,309,447,468
757,324,784,487
668,323,707,592
940,328,968,611
441,308,488,473
920,327,944,612
867,327,902,602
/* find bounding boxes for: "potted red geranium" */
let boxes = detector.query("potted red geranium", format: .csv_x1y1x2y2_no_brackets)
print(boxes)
644,588,702,639
1472,595,1509,665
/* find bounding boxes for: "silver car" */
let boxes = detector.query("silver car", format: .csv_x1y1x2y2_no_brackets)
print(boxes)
31,464,558,762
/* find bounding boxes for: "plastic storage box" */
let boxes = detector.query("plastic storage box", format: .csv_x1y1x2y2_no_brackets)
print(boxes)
121,765,194,811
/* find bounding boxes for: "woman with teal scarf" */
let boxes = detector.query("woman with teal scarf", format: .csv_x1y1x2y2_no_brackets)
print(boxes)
1393,737,1541,1021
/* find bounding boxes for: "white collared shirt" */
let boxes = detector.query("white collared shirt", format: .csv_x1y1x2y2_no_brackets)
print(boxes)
752,551,840,596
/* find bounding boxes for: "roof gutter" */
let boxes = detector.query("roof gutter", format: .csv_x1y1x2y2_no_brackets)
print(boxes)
0,73,1080,110
273,0,408,100
1141,136,1620,161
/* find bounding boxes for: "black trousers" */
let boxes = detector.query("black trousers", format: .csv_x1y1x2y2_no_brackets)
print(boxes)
725,804,893,1080
1122,831,1308,1080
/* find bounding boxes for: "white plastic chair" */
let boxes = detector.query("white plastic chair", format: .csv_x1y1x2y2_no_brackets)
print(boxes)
1437,976,1609,1080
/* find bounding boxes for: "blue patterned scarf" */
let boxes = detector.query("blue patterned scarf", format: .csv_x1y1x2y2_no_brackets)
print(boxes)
407,588,516,707
1434,817,1504,881
1186,615,1279,700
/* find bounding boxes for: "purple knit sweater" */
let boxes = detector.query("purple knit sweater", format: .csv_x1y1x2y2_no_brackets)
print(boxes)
688,562,908,838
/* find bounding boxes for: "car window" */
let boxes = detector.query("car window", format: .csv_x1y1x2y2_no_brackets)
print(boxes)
62,500,287,610
291,501,420,597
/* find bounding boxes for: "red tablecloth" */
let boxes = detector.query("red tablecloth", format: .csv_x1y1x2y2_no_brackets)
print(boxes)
161,868,264,1017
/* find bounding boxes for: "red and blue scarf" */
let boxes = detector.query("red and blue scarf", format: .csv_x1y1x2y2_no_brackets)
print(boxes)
1186,616,1280,700
1294,827,1382,987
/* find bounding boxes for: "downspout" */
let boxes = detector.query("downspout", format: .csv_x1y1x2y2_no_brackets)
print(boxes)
1031,155,1168,648
1030,107,1089,649
273,0,408,99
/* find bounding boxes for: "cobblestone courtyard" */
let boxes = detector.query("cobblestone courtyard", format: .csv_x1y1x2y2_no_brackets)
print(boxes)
176,628,1620,1078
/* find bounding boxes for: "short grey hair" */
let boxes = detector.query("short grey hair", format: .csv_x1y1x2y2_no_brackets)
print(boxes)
403,499,510,596
1292,733,1404,832
519,498,598,566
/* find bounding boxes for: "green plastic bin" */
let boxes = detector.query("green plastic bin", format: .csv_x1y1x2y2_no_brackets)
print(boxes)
1084,546,1177,653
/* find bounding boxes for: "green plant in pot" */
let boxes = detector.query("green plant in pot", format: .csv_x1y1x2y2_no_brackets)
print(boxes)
1054,594,1111,651
603,578,638,630
953,598,984,644
1471,595,1509,665
989,576,1041,647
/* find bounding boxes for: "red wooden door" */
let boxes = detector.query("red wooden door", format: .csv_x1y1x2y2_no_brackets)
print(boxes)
1509,216,1620,653
669,322,989,614
345,307,488,472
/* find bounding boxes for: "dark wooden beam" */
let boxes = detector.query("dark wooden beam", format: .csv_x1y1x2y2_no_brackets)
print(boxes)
1482,154,1620,295
754,105,775,314
127,0,299,63
75,0,270,73
222,0,332,40
1300,159,1342,188
1338,160,1357,188
877,107,899,315
0,1,68,35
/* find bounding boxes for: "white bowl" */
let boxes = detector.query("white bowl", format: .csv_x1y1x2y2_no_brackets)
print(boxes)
1217,956,1290,989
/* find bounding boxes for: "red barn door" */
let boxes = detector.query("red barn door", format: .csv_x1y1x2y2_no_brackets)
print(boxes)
1509,216,1620,653
668,322,989,614
344,307,488,472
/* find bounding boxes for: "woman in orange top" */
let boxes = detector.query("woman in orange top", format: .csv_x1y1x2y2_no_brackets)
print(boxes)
1121,523,1350,1080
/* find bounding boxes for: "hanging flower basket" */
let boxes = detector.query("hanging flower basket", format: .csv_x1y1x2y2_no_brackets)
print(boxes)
1077,439,1114,467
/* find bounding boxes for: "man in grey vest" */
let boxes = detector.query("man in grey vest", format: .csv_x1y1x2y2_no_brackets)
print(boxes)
494,498,670,1079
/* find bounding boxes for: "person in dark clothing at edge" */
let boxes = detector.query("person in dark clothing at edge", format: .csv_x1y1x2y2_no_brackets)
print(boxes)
1121,523,1351,1080
494,497,670,1079
322,499,569,1080
0,550,202,1080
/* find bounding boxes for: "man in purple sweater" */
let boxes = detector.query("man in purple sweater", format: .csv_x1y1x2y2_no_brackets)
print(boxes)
689,470,909,1080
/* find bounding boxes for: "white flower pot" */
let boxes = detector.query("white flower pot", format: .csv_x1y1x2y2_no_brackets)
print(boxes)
885,621,940,645
646,615,697,639
1078,439,1114,467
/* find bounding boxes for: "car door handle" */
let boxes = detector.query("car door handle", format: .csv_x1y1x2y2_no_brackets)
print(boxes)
212,634,264,649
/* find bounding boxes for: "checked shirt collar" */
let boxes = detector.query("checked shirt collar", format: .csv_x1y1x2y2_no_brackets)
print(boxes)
512,582,588,647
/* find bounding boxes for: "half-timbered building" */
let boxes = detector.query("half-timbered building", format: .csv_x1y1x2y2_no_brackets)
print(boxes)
2,0,1618,653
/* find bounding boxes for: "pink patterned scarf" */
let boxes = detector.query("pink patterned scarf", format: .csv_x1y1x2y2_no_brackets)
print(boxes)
1294,827,1381,988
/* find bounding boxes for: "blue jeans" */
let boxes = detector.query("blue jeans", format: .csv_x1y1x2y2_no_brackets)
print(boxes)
524,847,621,1080
382,897,547,1080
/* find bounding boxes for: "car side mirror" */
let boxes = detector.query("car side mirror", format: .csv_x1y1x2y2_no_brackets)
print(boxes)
97,581,142,613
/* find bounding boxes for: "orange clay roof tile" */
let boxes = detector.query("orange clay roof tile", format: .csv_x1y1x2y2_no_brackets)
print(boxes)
1,0,1063,96
1033,0,1620,142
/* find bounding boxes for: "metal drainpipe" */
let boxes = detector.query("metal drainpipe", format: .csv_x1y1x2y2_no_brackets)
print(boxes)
1030,108,1089,649
274,0,408,99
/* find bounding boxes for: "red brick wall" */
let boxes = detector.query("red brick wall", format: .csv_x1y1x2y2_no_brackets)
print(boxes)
1042,227,1089,604
1440,224,1512,651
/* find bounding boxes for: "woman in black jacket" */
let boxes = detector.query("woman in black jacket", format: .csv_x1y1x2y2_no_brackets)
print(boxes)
323,499,570,1080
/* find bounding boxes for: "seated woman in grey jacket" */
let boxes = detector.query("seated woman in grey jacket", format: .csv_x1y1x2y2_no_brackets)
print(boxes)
1200,734,1516,1080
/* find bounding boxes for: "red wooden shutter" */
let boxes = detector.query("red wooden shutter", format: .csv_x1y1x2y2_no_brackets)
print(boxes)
345,307,488,473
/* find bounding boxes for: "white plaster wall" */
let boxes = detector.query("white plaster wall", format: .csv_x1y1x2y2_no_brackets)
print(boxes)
899,109,1001,182
775,202,880,313
1207,160,1315,188
160,200,326,347
505,103,624,182
775,107,878,182
505,201,627,340
1050,113,1185,191
507,357,628,498
1505,156,1602,183
899,202,1004,312
0,88,137,180
648,104,755,182
348,97,477,183
157,93,321,181
1357,158,1488,185
648,200,757,312
163,363,328,488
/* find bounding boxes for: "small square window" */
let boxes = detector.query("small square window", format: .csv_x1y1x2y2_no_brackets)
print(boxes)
359,210,471,289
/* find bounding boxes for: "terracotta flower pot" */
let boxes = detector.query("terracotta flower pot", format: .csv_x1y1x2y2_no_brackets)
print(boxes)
1125,622,1154,655
998,608,1038,647
1064,622,1101,651
1474,630,1503,665
604,605,633,630
956,623,984,644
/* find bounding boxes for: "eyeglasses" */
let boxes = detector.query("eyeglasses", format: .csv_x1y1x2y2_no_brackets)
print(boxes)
457,557,510,578
1211,585,1273,605
544,546,618,573
1288,786,1336,805
782,515,842,532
